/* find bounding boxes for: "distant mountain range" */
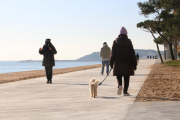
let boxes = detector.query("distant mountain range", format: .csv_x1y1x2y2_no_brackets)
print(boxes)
19,49,163,62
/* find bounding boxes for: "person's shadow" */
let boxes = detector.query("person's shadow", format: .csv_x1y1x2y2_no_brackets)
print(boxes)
98,97,121,99
51,83,113,86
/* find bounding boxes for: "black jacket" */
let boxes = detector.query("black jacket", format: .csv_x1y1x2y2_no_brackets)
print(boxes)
136,54,139,59
110,34,137,76
39,43,57,66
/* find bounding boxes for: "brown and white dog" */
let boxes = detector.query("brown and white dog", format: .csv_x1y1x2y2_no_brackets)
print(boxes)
89,79,99,98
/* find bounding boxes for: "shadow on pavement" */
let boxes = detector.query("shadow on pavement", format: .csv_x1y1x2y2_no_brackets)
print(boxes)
99,84,113,86
51,83,67,84
98,97,121,99
50,83,89,85
51,83,113,86
66,84,113,86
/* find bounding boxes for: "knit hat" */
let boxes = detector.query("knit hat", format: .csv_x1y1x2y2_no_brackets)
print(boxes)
120,27,127,35
45,38,51,42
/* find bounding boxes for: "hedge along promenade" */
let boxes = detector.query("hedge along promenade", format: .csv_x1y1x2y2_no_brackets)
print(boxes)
0,64,101,84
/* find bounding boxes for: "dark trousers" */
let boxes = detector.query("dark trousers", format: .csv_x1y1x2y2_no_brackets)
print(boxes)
45,66,53,81
117,76,130,92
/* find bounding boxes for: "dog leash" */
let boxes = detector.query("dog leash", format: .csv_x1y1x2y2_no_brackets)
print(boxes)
98,68,112,86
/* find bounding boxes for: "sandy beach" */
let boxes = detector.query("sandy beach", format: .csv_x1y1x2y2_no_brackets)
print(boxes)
0,64,101,84
135,63,180,102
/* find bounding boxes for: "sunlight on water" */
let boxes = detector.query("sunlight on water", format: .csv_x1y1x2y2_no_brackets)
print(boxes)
0,61,100,74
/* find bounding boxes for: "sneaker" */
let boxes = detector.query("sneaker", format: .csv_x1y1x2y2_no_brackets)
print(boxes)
117,86,123,95
124,92,130,96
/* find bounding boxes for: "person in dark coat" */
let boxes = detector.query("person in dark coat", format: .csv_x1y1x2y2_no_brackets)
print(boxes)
110,27,137,96
39,38,57,84
136,53,139,63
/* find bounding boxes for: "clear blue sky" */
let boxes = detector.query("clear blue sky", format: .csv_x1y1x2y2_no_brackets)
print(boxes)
0,0,163,60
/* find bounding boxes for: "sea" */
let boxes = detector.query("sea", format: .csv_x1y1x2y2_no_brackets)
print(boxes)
0,61,101,74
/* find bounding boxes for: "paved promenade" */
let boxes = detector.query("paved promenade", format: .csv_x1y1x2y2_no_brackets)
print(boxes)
1,60,156,120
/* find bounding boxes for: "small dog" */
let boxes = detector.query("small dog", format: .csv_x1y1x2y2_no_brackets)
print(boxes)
89,79,99,98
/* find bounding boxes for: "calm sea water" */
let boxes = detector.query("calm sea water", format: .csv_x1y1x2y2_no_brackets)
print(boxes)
0,61,101,74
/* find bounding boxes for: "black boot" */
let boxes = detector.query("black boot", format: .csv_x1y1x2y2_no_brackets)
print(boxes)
50,80,52,84
47,79,49,84
123,91,130,96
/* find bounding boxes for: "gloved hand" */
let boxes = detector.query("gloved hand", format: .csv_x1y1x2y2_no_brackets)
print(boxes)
134,66,137,71
111,65,113,69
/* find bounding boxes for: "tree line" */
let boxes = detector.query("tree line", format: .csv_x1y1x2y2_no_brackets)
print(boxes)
137,0,180,63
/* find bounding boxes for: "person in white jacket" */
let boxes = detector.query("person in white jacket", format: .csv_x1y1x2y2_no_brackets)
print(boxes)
100,42,111,75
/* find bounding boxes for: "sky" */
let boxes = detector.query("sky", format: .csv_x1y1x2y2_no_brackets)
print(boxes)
0,0,164,61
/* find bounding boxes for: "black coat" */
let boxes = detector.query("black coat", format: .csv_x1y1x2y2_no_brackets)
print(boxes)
39,43,57,66
136,54,139,59
110,35,137,76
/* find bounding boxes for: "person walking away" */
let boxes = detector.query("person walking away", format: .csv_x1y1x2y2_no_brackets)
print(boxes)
136,53,139,63
100,42,111,75
147,55,149,59
153,56,154,59
110,27,137,96
150,56,152,59
39,38,57,84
